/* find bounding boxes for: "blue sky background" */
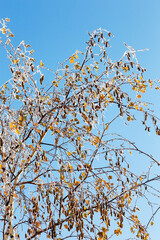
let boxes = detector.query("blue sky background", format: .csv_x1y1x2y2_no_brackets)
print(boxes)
1,0,160,239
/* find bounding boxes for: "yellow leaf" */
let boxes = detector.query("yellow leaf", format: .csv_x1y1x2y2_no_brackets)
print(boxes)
9,122,13,130
21,184,25,190
135,104,138,110
70,57,75,64
15,129,20,134
64,224,68,229
5,18,10,22
40,60,44,67
140,89,146,93
74,54,78,59
82,172,86,177
86,200,90,205
75,181,80,186
60,175,65,180
35,128,41,134
2,28,6,34
19,116,23,122
137,94,141,98
4,191,8,196
144,103,147,107
49,125,53,130
125,193,129,199
133,87,137,91
82,68,86,75
67,151,72,156
151,221,154,226
13,59,19,64
114,228,122,236
29,144,34,149
68,182,72,188
13,193,18,198
105,124,109,130
127,116,131,121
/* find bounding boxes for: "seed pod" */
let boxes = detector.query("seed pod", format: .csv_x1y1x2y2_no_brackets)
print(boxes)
10,67,14,73
40,75,44,85
31,65,34,72
130,62,133,68
0,138,3,147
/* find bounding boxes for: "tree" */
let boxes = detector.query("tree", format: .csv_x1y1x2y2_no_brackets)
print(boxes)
0,17,160,240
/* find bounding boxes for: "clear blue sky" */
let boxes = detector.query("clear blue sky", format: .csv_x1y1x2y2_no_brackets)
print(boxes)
1,0,160,78
1,1,160,239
